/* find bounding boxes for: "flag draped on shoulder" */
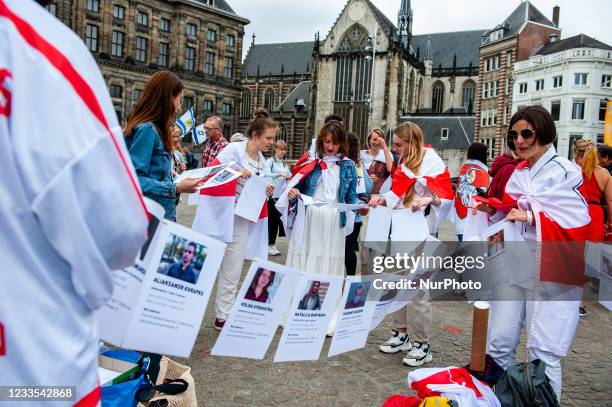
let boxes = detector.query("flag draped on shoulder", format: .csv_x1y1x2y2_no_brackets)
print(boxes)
192,140,269,260
176,107,195,136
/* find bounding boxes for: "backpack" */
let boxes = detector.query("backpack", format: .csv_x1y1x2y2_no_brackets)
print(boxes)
494,359,560,407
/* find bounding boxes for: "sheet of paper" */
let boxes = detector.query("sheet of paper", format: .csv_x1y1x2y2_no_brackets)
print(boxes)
364,206,392,242
98,367,120,386
274,274,343,362
211,261,300,359
173,162,234,184
336,203,369,211
390,209,429,242
120,221,226,358
187,192,200,206
300,194,327,207
200,167,241,189
235,176,270,222
328,277,377,357
462,210,489,241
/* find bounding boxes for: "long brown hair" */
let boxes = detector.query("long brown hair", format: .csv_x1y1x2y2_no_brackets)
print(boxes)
316,121,349,158
246,108,276,138
125,71,184,151
394,122,425,206
347,132,360,166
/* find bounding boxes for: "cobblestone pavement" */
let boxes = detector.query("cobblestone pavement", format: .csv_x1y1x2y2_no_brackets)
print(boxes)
176,201,612,407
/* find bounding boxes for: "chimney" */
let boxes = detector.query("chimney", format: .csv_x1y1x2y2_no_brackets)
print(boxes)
550,33,558,43
552,6,560,27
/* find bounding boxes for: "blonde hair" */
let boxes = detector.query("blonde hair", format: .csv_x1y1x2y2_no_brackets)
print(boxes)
394,122,425,206
367,128,385,148
573,138,598,179
274,139,288,152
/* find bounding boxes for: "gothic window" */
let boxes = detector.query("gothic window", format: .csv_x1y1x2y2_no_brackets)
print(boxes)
278,124,288,143
264,88,275,110
461,80,476,113
241,89,251,119
336,24,369,53
432,81,444,114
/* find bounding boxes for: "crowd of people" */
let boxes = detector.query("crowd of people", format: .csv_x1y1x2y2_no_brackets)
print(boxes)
3,1,608,403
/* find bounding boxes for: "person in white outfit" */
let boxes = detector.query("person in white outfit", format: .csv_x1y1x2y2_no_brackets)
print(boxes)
0,0,148,404
474,106,590,401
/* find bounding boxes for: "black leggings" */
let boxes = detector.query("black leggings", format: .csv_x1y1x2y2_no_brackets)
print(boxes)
267,197,285,245
345,222,362,276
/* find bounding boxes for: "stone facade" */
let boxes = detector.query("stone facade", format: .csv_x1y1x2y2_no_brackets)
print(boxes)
47,0,249,137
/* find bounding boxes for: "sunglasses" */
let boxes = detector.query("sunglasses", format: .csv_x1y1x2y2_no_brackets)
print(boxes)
507,129,535,142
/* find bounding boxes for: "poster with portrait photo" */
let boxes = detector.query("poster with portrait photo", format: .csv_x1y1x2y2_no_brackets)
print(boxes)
201,167,241,189
212,260,300,360
274,275,342,362
328,277,377,357
100,220,226,358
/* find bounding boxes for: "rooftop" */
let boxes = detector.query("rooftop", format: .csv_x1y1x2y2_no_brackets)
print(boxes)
241,41,314,78
535,34,612,56
412,30,485,68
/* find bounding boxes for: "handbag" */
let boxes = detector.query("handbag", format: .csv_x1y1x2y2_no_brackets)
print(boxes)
494,359,560,407
138,356,196,407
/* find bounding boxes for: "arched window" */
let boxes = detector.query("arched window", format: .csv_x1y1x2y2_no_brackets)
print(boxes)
431,81,444,114
406,70,416,112
241,89,251,119
461,80,476,114
264,88,275,110
277,124,288,143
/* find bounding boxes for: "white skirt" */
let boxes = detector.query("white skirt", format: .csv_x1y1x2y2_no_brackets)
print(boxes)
286,204,345,276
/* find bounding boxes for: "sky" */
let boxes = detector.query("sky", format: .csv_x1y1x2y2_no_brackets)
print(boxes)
229,0,612,61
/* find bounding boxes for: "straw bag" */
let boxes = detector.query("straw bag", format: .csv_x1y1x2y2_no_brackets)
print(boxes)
138,356,197,407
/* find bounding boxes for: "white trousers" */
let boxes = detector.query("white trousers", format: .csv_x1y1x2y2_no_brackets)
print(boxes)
215,216,252,320
487,284,580,402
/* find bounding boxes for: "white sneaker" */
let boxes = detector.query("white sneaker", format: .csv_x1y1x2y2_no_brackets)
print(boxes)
268,245,281,256
402,342,433,367
379,330,412,354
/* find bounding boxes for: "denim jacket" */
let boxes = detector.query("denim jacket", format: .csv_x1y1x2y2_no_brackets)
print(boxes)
296,160,359,227
125,123,177,221
355,165,374,223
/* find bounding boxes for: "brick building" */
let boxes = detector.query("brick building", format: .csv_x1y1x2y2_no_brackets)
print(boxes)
474,1,560,160
45,0,249,137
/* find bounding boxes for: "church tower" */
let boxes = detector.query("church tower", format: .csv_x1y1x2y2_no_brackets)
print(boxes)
397,0,413,50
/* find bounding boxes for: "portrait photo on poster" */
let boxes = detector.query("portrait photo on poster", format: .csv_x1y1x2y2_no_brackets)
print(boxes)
345,282,370,310
487,229,505,257
244,267,284,304
156,233,207,285
297,280,330,311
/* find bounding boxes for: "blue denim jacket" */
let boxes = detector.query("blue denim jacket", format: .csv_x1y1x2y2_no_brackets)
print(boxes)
355,166,374,223
296,160,359,227
125,123,177,221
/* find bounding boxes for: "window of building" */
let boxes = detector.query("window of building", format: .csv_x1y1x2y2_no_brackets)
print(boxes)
226,34,235,47
87,0,99,13
461,81,475,112
553,75,563,88
431,81,444,114
489,30,503,42
535,79,544,91
184,47,195,71
224,57,233,79
505,77,510,95
182,96,194,113
203,100,214,113
115,110,122,124
551,100,561,121
205,52,215,74
600,99,608,121
506,53,512,66
158,42,168,67
222,103,232,116
112,5,124,19
493,80,499,97
137,11,148,27
207,29,216,42
568,134,582,159
110,85,123,98
135,37,147,62
572,99,585,120
483,82,489,99
440,128,449,140
111,31,124,57
85,24,98,52
186,23,197,37
241,90,251,119
264,88,275,110
133,88,143,103
483,137,496,160
160,18,170,33
598,134,605,145
46,3,57,16
519,82,528,94
574,73,588,85
602,74,612,88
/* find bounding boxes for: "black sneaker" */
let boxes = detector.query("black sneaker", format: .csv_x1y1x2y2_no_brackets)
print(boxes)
579,306,586,317
379,330,412,354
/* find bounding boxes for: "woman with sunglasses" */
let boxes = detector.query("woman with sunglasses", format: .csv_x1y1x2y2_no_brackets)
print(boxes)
474,105,590,401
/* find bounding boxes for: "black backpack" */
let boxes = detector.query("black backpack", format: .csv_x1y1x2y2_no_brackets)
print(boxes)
494,359,560,407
